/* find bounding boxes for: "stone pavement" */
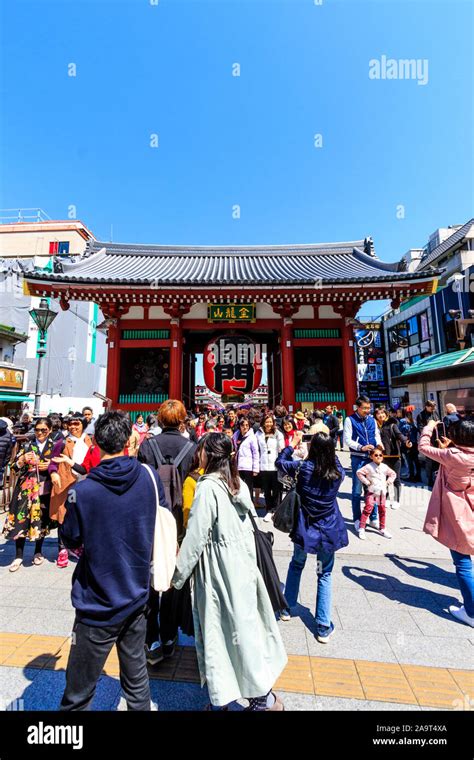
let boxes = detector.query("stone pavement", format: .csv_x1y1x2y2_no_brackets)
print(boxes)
0,451,472,712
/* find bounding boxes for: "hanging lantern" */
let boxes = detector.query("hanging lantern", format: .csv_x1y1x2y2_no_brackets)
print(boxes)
203,335,263,396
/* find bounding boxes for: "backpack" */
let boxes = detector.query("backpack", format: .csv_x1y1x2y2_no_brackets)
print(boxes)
149,439,194,542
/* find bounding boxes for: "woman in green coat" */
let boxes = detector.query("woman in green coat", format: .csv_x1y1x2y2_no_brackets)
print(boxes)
172,433,288,711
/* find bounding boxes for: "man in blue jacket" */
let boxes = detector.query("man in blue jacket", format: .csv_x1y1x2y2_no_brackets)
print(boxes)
59,410,168,711
343,396,382,528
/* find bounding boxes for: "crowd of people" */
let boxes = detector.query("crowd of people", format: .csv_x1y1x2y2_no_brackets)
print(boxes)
0,395,472,711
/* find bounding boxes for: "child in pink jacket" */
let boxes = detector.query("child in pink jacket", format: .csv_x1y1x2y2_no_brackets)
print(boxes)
419,418,474,628
356,447,396,539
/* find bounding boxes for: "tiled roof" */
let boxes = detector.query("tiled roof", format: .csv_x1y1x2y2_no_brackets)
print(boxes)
26,240,438,287
418,219,474,270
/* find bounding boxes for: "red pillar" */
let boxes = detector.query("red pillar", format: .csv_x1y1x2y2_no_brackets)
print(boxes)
279,315,296,411
106,320,121,406
169,317,183,400
341,313,358,415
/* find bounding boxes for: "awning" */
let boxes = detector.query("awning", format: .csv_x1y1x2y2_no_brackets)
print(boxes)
400,348,474,378
0,393,34,402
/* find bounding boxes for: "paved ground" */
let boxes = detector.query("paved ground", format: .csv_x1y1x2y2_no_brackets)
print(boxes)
0,451,472,711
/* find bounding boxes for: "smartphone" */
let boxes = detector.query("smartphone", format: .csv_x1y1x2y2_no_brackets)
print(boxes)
434,422,446,443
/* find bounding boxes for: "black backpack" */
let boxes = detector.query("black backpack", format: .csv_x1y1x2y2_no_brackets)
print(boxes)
149,440,194,541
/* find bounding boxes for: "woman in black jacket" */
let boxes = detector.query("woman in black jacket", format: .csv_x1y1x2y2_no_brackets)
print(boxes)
374,408,412,510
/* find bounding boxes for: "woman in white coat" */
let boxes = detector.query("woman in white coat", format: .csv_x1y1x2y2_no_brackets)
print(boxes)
172,432,288,710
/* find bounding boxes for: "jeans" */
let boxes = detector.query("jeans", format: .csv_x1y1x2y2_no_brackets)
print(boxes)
284,544,335,627
360,493,386,531
425,458,439,488
450,550,474,618
351,456,378,522
60,607,150,711
145,587,178,647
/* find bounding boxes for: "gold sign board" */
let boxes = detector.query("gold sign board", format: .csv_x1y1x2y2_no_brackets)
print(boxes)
0,366,24,391
208,303,256,323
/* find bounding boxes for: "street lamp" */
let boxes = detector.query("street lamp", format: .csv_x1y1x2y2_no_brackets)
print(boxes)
29,297,58,416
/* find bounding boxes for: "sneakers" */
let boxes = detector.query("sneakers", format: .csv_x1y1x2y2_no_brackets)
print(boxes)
9,558,23,573
390,501,400,510
316,621,335,643
358,528,366,540
265,692,285,711
56,549,69,568
369,518,380,530
379,528,392,539
33,553,45,565
263,512,273,523
145,642,164,665
449,605,474,628
163,635,178,658
279,609,291,621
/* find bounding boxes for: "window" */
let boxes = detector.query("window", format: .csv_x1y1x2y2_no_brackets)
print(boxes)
389,322,408,352
407,316,420,346
409,354,421,365
419,312,430,341
390,360,408,378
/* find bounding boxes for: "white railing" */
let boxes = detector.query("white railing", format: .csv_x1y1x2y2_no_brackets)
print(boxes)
0,208,51,224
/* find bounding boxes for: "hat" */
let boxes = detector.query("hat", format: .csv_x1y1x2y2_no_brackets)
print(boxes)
295,411,305,420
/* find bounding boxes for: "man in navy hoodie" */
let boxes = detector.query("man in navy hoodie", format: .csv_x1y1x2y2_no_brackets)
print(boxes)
59,410,168,711
343,395,382,528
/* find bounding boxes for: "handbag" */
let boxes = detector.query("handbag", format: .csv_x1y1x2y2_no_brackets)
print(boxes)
248,510,288,613
273,469,301,534
143,464,178,593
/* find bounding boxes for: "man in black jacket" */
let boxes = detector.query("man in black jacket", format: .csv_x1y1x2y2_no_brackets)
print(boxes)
138,400,196,664
416,400,439,487
323,405,339,445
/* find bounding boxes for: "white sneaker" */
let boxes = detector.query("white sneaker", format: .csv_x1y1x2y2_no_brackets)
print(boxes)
358,529,366,540
263,512,273,523
449,605,474,628
354,519,360,532
390,501,400,510
379,528,392,539
369,519,380,530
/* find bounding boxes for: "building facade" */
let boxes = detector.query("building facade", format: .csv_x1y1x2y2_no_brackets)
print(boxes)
383,218,474,413
25,237,438,419
0,214,107,416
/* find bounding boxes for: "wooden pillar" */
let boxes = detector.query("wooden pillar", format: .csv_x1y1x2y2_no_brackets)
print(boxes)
165,305,190,400
275,305,297,411
336,303,361,415
102,304,129,407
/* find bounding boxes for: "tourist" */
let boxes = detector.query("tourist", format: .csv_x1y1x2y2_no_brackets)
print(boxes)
399,410,422,482
223,425,234,441
443,403,462,435
323,404,339,445
308,410,330,436
420,417,474,627
59,411,167,711
233,417,259,494
282,415,298,447
0,418,14,485
416,400,439,487
216,415,225,432
182,445,205,530
343,395,382,530
132,415,148,446
52,438,101,475
48,413,64,443
276,430,348,642
225,407,237,431
274,405,288,432
336,412,344,451
256,414,285,523
3,417,55,571
204,419,218,433
49,413,93,568
172,432,287,710
138,400,196,663
195,413,207,439
82,406,96,436
375,407,412,510
356,447,396,539
294,411,306,431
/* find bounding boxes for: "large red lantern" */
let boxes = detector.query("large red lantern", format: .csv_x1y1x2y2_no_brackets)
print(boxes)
203,335,263,396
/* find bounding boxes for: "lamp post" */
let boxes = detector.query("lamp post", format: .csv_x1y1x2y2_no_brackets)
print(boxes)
29,298,58,416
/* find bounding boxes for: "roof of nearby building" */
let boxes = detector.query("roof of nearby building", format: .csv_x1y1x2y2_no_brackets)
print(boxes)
400,348,474,377
26,239,439,287
418,218,474,270
0,324,28,343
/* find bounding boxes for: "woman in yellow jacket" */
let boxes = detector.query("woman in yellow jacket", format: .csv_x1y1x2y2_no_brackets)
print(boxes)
183,467,204,528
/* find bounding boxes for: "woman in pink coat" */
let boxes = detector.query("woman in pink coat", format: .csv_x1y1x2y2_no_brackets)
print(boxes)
419,418,474,627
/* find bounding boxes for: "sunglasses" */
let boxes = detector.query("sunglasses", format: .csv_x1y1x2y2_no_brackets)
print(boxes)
35,428,49,433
